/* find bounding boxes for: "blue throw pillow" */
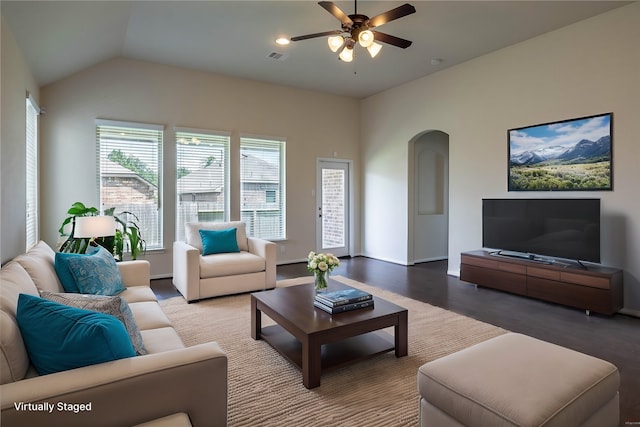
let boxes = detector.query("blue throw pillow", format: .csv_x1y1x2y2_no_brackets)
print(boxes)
40,292,147,356
54,246,100,293
66,246,125,295
16,294,135,375
199,228,240,255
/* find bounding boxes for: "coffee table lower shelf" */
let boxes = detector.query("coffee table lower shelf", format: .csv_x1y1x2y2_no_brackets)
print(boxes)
260,324,395,374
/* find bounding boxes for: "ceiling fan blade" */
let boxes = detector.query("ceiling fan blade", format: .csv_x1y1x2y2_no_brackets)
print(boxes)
318,1,353,26
372,31,412,49
367,3,416,28
290,30,343,42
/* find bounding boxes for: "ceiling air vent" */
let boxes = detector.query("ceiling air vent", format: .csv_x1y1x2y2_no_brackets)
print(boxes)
267,51,289,61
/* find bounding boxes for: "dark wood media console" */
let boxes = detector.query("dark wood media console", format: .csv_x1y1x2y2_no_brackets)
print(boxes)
460,250,623,315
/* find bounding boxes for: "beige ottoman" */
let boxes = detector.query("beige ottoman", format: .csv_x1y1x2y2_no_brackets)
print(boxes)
417,333,619,427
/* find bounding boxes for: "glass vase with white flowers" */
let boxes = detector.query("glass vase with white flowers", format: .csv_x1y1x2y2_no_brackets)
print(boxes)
307,251,340,292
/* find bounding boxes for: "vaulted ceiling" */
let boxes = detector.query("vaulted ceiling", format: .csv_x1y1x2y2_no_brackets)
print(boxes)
2,1,629,98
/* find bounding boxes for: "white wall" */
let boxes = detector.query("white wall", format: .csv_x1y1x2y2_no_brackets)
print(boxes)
39,57,360,277
1,16,39,263
361,3,640,313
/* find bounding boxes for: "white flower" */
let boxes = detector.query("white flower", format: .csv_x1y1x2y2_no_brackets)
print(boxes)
307,251,340,274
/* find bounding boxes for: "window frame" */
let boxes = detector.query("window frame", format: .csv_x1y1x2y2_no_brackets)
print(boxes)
239,135,286,240
175,127,231,241
95,119,164,250
25,93,40,250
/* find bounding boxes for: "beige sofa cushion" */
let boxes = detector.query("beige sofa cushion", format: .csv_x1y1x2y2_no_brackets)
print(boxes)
133,412,192,427
119,285,158,304
14,241,63,293
128,301,173,331
0,311,31,384
185,221,249,252
139,327,186,354
0,261,39,316
0,262,40,384
199,251,266,279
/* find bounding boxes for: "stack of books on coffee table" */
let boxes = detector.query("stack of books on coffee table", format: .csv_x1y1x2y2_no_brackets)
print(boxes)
313,287,374,314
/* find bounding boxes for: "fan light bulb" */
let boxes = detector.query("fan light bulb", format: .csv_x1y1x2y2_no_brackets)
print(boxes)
367,42,382,58
327,35,344,52
358,30,374,48
339,46,354,62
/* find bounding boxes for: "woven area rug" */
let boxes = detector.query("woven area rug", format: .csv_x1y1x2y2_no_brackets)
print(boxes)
159,276,507,426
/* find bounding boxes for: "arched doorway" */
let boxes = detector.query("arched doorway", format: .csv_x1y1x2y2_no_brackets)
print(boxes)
408,130,449,264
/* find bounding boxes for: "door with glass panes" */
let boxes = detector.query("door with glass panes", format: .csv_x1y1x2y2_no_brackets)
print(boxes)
316,160,350,257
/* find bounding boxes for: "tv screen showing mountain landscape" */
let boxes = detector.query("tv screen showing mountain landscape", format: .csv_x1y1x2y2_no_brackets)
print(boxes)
508,113,612,191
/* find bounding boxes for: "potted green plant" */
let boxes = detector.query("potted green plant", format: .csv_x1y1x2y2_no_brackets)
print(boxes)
106,207,146,261
58,202,146,260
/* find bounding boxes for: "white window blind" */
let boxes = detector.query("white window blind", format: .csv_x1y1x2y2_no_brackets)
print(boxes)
175,128,230,241
96,120,163,249
240,136,286,239
26,94,39,250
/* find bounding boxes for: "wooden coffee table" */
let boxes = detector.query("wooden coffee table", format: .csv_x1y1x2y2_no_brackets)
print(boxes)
251,280,408,388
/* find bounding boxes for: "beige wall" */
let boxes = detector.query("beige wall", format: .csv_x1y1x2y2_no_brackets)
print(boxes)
1,16,39,263
38,57,360,276
3,4,639,313
411,131,449,263
361,3,640,313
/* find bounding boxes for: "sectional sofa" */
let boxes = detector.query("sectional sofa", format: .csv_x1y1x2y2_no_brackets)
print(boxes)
0,241,228,427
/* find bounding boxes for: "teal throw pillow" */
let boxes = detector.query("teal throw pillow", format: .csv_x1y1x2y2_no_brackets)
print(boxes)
16,294,135,375
66,246,125,295
40,292,147,355
54,246,100,293
199,228,240,255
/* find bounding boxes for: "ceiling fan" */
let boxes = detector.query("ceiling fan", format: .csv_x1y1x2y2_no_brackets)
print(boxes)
287,1,416,62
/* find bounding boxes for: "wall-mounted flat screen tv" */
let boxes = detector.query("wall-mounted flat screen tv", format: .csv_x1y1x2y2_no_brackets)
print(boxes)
482,198,600,263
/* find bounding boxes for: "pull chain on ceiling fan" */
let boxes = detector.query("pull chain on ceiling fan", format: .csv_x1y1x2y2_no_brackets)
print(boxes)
287,1,416,62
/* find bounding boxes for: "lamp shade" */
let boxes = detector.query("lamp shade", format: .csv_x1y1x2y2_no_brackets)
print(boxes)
339,46,354,62
327,35,344,52
358,30,374,48
367,42,382,58
74,216,116,238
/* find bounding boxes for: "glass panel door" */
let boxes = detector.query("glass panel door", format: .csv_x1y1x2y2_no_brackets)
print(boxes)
316,160,349,257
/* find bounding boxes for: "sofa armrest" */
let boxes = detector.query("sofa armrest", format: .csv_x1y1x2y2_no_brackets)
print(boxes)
248,237,276,289
118,260,151,288
172,241,201,302
1,343,227,427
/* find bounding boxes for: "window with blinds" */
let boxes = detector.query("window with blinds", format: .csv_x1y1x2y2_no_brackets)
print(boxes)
96,120,163,249
175,128,230,241
26,94,39,250
240,136,286,239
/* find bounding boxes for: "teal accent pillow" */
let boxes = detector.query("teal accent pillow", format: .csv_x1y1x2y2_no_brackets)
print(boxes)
40,292,147,356
16,294,135,375
54,246,100,293
66,246,125,295
199,228,240,255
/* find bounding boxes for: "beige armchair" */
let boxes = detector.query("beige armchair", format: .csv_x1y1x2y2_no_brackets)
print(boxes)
173,221,276,302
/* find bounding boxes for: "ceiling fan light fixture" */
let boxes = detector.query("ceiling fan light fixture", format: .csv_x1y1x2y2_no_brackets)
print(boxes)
367,42,382,58
289,1,416,63
339,45,354,62
275,37,290,46
327,35,344,52
358,30,374,48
